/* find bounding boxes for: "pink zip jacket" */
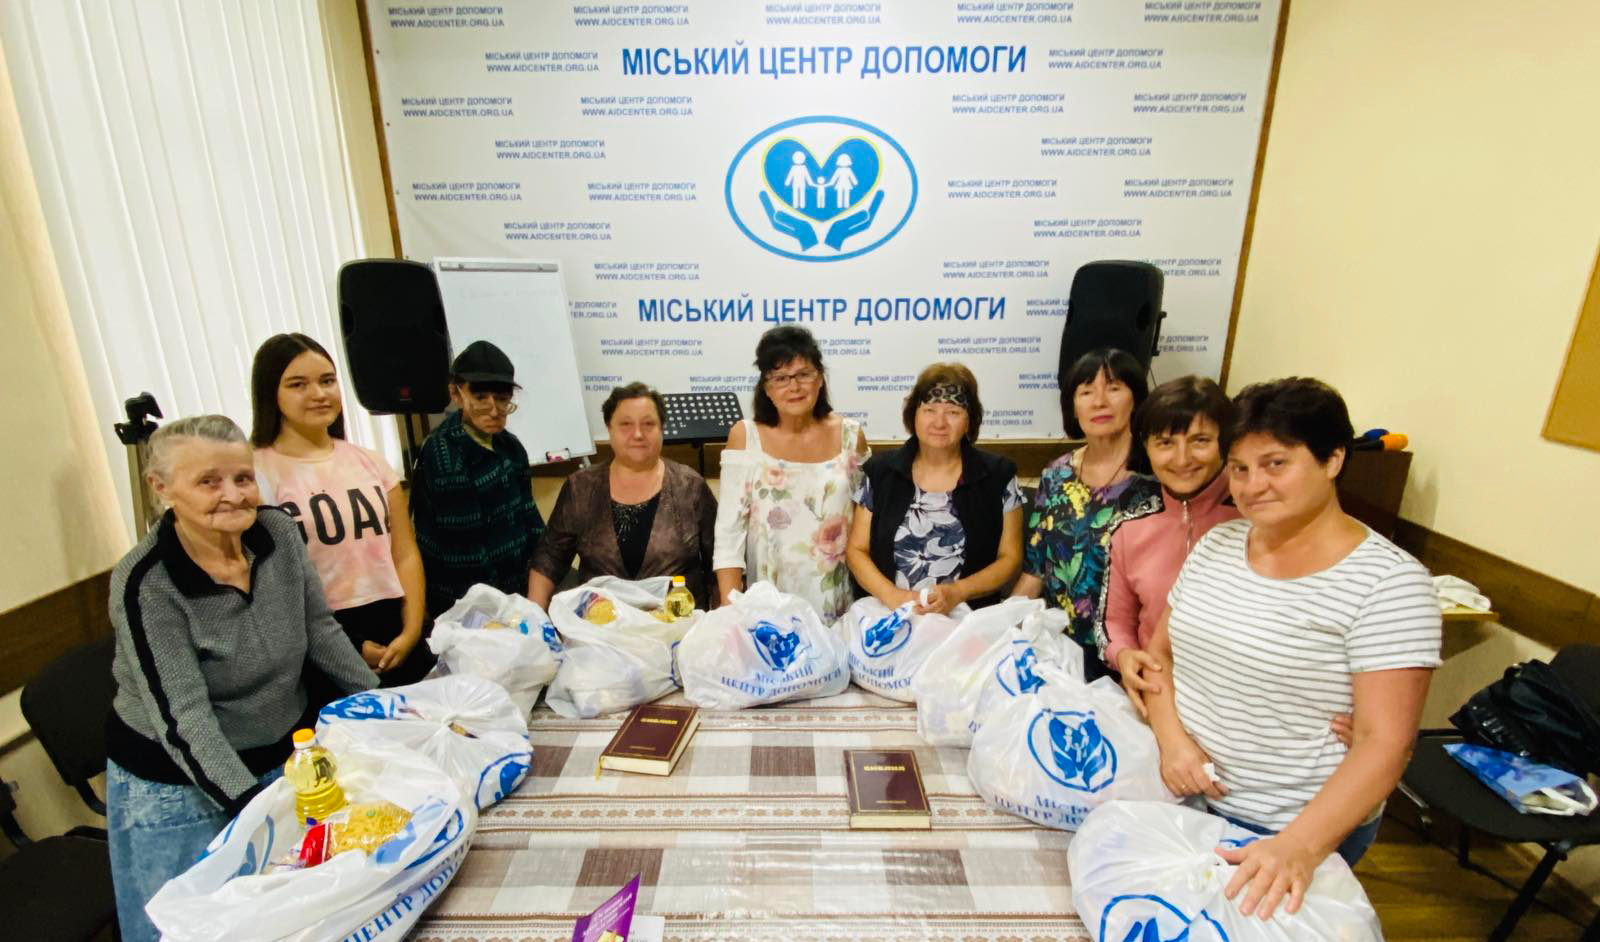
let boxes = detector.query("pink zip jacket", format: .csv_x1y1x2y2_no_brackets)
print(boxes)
1100,470,1239,669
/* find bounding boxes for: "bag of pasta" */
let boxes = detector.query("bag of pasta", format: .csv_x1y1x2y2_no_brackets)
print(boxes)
546,576,701,718
427,584,563,716
147,726,475,942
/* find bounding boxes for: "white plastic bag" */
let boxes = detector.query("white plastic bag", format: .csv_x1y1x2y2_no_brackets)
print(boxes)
838,596,969,701
971,610,1080,733
677,581,849,709
913,596,1048,745
317,675,532,810
427,584,563,716
148,726,476,942
1070,801,1384,941
546,576,699,718
967,674,1174,830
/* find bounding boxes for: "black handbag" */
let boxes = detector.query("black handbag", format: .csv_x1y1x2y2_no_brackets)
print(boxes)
1450,658,1600,777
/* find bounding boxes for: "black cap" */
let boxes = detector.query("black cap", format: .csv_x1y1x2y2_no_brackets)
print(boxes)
451,340,517,385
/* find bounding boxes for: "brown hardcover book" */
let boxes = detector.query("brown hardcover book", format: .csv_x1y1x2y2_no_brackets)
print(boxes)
844,749,931,829
599,704,700,776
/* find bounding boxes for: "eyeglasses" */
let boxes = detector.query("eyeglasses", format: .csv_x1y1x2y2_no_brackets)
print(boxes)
765,368,820,389
467,391,518,415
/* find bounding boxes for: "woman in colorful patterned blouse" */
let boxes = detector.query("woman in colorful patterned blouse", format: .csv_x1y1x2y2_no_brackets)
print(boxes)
1013,348,1158,680
713,326,869,621
847,362,1024,612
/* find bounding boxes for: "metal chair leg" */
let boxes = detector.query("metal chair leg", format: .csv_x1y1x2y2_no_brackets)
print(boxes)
1488,843,1568,942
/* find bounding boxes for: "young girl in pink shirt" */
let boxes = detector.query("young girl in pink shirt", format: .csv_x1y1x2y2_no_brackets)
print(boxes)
250,333,429,685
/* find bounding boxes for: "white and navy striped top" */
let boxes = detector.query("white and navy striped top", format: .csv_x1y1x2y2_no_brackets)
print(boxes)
1167,519,1442,831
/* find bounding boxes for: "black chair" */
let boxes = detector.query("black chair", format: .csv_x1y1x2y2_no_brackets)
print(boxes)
1400,645,1600,941
21,635,115,822
0,780,118,940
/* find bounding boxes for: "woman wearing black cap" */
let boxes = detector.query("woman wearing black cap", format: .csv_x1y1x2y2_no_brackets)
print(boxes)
410,340,547,619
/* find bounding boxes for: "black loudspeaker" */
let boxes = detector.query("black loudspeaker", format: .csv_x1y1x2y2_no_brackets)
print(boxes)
337,259,452,414
1057,260,1166,385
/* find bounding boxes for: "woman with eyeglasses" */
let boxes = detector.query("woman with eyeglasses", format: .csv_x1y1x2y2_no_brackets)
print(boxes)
713,325,869,621
249,333,429,685
410,340,546,620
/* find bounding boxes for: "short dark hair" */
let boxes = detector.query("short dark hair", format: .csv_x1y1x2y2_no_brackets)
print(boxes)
602,382,666,425
1059,347,1149,438
751,325,832,425
250,333,346,447
1136,375,1235,452
902,362,983,441
1229,377,1354,463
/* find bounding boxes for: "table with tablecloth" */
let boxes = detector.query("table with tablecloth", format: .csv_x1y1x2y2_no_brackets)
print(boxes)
411,687,1090,942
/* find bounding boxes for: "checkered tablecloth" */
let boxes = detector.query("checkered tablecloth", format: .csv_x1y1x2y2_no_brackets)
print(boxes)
411,687,1090,942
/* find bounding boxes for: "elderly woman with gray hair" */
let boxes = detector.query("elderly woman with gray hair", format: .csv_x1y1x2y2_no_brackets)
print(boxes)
106,415,377,942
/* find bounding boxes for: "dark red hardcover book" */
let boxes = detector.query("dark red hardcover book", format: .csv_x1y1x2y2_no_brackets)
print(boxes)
844,749,931,829
599,704,700,775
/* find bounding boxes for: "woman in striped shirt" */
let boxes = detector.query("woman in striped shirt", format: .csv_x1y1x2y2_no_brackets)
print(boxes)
1142,377,1441,921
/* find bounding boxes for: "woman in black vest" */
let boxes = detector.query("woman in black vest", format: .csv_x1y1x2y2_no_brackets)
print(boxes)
845,363,1024,613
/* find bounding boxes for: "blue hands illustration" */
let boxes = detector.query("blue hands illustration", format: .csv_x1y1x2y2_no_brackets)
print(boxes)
825,190,885,250
759,190,818,251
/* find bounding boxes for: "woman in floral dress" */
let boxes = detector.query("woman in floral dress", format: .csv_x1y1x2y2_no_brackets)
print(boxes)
1013,348,1158,681
713,326,868,621
846,362,1024,613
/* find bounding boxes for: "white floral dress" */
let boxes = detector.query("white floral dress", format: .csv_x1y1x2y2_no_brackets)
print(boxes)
713,417,866,622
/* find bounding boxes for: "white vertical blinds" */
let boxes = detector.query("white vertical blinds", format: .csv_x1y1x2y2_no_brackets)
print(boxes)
0,0,399,535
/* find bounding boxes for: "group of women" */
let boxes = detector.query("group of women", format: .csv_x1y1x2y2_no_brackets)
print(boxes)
106,323,1439,939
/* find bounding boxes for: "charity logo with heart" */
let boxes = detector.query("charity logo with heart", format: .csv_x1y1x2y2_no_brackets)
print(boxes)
725,116,918,262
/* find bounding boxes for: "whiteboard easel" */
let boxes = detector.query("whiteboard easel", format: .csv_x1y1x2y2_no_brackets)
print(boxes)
433,258,595,464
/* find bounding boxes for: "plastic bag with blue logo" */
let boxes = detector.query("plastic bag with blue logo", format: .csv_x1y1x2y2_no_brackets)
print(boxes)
1069,801,1383,941
971,610,1081,733
677,580,850,709
147,724,476,942
427,583,563,716
1445,742,1599,815
546,576,701,718
838,596,970,700
316,674,532,810
967,673,1174,831
913,596,1050,746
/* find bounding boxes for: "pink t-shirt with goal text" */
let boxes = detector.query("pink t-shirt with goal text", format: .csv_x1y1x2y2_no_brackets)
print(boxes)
255,440,404,610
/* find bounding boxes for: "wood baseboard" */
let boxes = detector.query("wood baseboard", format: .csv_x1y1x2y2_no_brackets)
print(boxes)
1393,520,1600,650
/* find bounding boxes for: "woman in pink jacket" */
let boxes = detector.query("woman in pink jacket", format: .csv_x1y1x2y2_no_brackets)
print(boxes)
1099,377,1239,703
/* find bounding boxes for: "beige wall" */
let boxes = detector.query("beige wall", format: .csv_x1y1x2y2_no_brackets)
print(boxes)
0,41,128,612
0,37,128,845
1229,0,1600,595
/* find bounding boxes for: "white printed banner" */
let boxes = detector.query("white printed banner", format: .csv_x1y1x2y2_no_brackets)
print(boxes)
367,0,1281,439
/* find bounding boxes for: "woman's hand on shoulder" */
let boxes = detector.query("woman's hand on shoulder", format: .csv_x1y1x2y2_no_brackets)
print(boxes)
1217,832,1320,920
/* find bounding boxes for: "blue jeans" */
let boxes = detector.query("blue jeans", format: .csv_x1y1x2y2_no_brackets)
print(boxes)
107,760,281,942
1211,805,1384,868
